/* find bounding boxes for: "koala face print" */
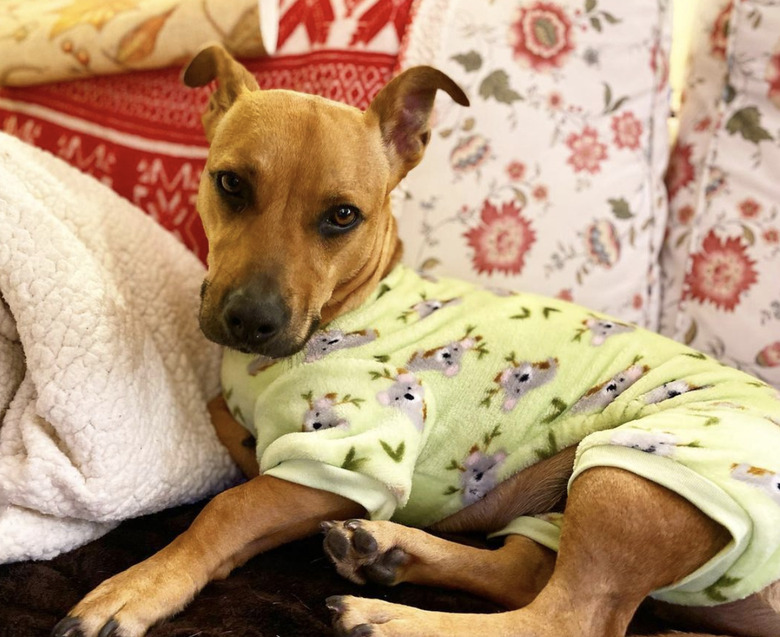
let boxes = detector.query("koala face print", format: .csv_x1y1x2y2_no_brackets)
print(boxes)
302,397,348,432
731,463,780,505
499,358,558,412
304,329,377,362
460,449,508,505
643,380,697,405
412,297,461,320
584,318,635,346
407,338,475,377
572,364,647,413
376,372,426,431
610,429,678,457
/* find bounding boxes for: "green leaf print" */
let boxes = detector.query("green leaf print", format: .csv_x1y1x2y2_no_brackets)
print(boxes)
542,307,562,319
726,107,773,143
704,575,742,603
443,485,461,496
483,425,502,448
451,50,483,72
542,398,568,424
474,341,489,359
608,197,634,220
344,395,365,408
380,440,406,463
481,387,499,408
231,404,246,427
479,70,522,104
374,354,391,364
341,447,368,472
511,307,531,320
376,283,391,299
535,431,559,461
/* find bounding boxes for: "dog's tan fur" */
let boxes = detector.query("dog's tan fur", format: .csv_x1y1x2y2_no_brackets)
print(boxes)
53,45,780,637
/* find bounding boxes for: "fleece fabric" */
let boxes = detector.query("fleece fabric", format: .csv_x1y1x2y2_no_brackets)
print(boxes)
0,132,239,563
224,264,780,606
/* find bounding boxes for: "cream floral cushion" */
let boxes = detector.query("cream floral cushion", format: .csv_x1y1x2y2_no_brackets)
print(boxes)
0,0,271,86
661,0,780,388
394,0,672,328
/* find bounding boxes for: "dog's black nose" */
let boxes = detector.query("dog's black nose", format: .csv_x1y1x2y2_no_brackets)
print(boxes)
222,286,289,349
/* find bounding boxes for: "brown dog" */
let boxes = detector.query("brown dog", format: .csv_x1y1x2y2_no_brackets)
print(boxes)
53,45,780,637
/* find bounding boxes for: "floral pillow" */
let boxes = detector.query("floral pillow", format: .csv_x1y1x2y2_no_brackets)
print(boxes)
393,0,672,328
660,0,732,336
0,0,270,86
661,0,780,388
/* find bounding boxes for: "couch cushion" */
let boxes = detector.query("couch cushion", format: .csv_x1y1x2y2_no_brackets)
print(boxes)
0,0,270,87
661,0,780,389
393,0,672,328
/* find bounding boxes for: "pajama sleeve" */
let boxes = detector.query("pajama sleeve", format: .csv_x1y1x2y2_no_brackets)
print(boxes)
251,358,433,520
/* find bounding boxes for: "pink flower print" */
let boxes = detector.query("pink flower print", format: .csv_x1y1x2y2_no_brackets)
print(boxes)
611,112,642,150
763,228,779,244
509,2,574,72
767,44,780,109
677,205,695,225
739,198,761,220
694,116,713,132
666,142,695,200
566,126,607,174
710,1,733,60
532,184,548,201
756,342,780,367
506,161,526,181
464,200,536,275
547,91,563,109
683,230,758,312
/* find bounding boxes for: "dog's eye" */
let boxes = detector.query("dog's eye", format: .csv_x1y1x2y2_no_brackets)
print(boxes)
216,171,243,196
329,206,358,227
321,205,362,236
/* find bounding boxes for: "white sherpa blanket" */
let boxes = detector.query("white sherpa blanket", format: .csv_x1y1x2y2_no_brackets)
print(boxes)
0,132,239,563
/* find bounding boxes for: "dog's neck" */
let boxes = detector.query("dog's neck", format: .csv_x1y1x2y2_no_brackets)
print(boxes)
320,202,402,326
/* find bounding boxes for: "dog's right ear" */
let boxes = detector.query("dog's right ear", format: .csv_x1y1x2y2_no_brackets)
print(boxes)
182,44,260,141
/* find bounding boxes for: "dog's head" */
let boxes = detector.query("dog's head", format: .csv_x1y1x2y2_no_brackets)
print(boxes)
183,45,468,357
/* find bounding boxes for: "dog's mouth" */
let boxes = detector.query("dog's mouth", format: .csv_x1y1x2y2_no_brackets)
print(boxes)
234,316,321,359
199,304,320,360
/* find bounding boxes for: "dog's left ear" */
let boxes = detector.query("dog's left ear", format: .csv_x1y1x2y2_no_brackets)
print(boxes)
367,66,469,186
182,43,260,141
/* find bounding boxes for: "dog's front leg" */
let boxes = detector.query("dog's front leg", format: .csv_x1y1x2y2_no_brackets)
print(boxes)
208,394,259,478
53,476,363,637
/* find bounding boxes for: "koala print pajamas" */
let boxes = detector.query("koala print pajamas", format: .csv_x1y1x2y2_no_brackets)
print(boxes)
223,265,780,607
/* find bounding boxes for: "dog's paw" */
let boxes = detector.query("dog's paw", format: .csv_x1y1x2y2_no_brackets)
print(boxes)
326,595,417,637
322,519,410,586
51,555,199,637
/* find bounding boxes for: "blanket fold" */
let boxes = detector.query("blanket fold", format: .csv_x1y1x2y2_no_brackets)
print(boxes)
0,132,239,563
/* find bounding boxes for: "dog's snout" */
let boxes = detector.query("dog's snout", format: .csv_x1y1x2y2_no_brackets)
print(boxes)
222,287,289,349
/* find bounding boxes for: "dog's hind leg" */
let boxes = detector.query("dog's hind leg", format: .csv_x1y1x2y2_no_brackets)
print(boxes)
330,467,736,637
323,520,555,608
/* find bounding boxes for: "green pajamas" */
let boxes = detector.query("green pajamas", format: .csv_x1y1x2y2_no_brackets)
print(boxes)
222,265,780,606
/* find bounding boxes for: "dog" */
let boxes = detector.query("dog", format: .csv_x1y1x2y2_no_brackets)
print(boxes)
53,44,780,637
